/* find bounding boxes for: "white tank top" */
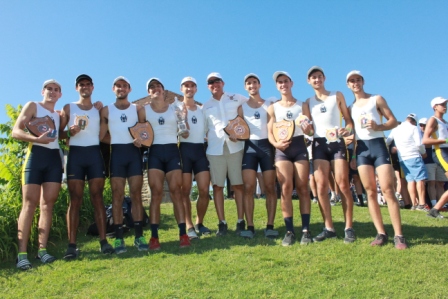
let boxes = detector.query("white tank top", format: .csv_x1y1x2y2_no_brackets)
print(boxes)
68,103,100,146
145,104,178,145
243,100,271,140
351,95,384,140
309,92,341,138
180,105,205,144
432,116,448,148
273,100,304,136
34,102,60,149
108,103,138,144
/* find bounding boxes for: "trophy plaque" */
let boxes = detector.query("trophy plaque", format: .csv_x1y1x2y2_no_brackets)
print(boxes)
26,115,57,138
273,120,295,142
325,127,340,143
128,121,154,147
224,116,250,140
295,115,311,127
74,114,89,130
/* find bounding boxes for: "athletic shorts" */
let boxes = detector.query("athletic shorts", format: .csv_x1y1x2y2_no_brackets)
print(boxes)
242,138,275,172
347,148,358,176
22,145,63,185
148,143,182,173
425,163,448,181
207,143,243,187
275,135,309,163
312,137,348,162
356,138,391,168
179,142,209,175
66,145,105,181
400,157,428,182
433,147,448,173
110,144,143,178
309,160,314,175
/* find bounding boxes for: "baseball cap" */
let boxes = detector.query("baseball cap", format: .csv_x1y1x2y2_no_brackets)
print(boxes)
273,71,292,82
180,76,197,86
307,66,325,78
113,76,131,86
244,73,260,83
407,113,418,122
207,72,223,81
431,96,448,108
418,118,427,125
75,74,93,86
146,78,164,90
346,70,363,82
42,79,61,90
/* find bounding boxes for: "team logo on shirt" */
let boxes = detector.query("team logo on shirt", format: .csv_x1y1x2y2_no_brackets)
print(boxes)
320,104,326,113
229,95,237,101
192,116,197,124
254,111,260,119
158,117,165,125
286,111,293,119
120,114,127,122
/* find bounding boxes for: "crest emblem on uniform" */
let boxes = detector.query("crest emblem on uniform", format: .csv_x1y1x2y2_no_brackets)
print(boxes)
320,104,326,113
74,114,89,130
120,114,127,122
158,117,165,125
192,116,197,124
254,111,260,119
286,111,293,119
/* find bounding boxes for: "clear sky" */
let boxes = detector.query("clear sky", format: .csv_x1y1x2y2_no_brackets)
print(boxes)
1,1,447,127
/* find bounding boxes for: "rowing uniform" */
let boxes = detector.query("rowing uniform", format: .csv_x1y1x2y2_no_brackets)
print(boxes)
431,116,448,172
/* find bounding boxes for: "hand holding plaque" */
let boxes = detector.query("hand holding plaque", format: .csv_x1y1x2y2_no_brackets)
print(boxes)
128,121,154,147
224,116,250,140
25,115,57,138
173,97,189,136
273,119,295,142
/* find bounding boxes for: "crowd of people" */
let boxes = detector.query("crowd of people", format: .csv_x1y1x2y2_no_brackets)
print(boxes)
12,67,448,271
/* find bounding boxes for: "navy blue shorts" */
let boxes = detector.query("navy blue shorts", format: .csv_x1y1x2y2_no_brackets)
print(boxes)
312,137,348,162
110,144,143,178
242,138,275,172
22,145,63,185
179,142,209,174
275,135,309,163
67,145,105,181
148,143,181,173
356,138,391,168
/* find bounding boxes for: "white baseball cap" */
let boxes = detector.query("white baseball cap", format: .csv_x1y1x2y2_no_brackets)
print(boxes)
42,79,61,90
346,70,364,82
113,76,131,86
407,113,418,122
273,71,292,82
418,118,427,125
180,76,197,86
146,77,164,90
307,66,325,78
244,73,260,83
431,97,448,108
207,72,223,81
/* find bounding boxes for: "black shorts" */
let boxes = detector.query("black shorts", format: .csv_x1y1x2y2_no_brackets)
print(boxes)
312,137,348,162
179,142,209,174
22,145,63,185
356,138,391,168
434,147,448,172
275,135,309,163
242,139,275,172
148,143,181,173
67,145,105,181
110,144,143,178
309,160,314,175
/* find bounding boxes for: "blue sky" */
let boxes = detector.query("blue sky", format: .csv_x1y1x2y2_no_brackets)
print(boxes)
1,1,447,127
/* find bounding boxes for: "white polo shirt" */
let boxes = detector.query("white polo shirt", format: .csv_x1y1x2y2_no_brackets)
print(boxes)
386,121,425,161
203,92,248,155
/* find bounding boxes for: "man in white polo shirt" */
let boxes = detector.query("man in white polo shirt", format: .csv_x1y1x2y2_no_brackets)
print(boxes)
386,113,428,210
203,72,248,236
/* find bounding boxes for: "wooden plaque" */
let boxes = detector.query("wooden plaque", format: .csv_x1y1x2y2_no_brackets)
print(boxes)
273,119,295,142
224,116,250,140
325,128,339,143
25,115,56,137
128,121,154,147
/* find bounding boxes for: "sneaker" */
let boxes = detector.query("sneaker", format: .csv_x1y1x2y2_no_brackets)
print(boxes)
427,208,444,219
100,242,115,254
63,246,79,260
187,227,199,240
235,220,246,235
300,231,313,245
179,234,191,248
216,222,228,236
411,205,417,211
114,238,127,254
313,228,337,242
393,235,408,250
194,224,211,236
416,204,430,212
282,232,295,246
149,237,161,251
264,229,279,239
240,230,255,239
370,233,388,246
398,200,405,209
312,198,318,204
344,228,356,244
134,236,149,251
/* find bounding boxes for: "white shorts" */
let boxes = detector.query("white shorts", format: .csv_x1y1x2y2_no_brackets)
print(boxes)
425,163,448,182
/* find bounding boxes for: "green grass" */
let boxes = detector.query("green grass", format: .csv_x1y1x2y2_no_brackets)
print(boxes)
1,200,447,298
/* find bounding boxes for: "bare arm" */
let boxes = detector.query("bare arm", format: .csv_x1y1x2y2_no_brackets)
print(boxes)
336,92,354,136
301,101,314,136
373,95,398,131
422,117,446,146
99,106,110,144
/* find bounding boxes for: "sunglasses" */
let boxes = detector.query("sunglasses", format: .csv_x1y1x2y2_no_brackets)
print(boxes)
207,79,222,85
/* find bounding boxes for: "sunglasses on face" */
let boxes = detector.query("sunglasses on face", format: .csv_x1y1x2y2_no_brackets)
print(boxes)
207,79,222,85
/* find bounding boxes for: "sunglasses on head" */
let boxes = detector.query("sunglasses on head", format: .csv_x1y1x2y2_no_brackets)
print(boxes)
207,79,222,85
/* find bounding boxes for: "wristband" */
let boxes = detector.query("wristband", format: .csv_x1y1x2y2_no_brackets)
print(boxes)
67,129,71,138
307,130,314,136
445,138,448,144
346,127,353,134
351,155,356,159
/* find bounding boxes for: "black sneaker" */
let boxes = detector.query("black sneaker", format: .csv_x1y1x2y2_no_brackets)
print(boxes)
344,228,356,243
282,231,295,246
100,242,115,254
216,221,228,236
63,247,79,260
235,220,246,235
300,231,313,245
427,208,444,219
370,233,388,246
194,224,211,236
313,228,337,242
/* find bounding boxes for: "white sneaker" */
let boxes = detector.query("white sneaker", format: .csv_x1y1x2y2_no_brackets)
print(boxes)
187,227,199,240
